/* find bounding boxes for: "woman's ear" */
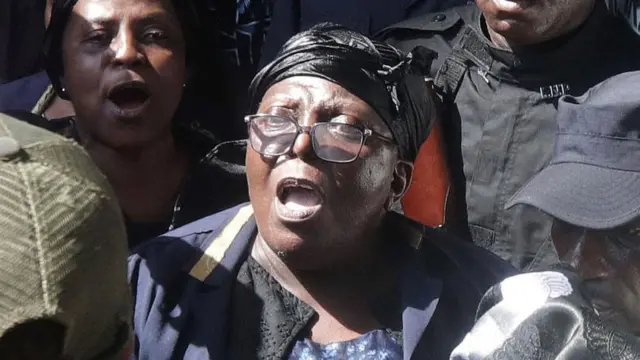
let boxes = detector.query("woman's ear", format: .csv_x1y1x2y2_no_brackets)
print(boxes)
387,160,414,210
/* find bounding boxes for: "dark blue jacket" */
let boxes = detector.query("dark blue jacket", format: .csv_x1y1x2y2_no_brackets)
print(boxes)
0,71,49,113
0,0,45,84
129,203,517,359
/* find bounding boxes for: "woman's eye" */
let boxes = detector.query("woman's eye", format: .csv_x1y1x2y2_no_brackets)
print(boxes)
328,124,361,140
85,31,110,46
264,120,296,134
143,30,169,42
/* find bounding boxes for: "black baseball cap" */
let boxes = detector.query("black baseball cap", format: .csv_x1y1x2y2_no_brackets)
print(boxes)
506,71,640,229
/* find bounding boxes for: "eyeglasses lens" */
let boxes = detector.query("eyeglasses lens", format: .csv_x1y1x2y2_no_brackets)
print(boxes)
249,116,365,163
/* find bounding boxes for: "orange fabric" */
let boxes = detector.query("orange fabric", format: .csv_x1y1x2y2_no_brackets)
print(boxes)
402,121,451,228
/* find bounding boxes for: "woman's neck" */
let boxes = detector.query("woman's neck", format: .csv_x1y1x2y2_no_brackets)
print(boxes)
251,233,397,343
252,232,388,291
83,133,190,223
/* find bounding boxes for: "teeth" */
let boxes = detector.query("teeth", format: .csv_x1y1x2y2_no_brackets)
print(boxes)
278,179,318,199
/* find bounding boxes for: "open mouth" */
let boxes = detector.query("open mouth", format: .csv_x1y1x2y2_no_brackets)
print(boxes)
274,178,324,221
106,81,150,116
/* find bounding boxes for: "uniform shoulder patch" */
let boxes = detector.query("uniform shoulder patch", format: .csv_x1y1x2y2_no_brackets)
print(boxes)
189,205,254,281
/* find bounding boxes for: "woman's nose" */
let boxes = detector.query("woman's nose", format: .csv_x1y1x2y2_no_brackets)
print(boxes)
112,29,145,67
291,130,314,159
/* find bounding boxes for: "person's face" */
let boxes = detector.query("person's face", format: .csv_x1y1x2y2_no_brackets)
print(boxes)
552,220,640,334
476,0,596,46
246,76,412,270
61,0,186,149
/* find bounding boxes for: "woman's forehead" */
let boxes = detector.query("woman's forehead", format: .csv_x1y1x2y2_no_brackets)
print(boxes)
262,77,361,104
260,77,391,133
72,0,176,22
260,77,387,124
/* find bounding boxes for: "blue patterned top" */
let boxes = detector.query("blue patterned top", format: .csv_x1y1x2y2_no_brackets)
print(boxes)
288,329,403,360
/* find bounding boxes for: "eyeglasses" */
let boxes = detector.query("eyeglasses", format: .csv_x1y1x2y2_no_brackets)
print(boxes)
245,114,395,163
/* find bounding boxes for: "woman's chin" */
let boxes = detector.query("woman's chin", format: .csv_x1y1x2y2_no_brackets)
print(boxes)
263,235,306,257
93,128,165,151
261,234,327,269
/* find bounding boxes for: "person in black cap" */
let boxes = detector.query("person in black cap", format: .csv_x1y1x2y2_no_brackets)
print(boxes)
449,71,640,359
506,70,640,335
128,23,515,360
377,0,640,272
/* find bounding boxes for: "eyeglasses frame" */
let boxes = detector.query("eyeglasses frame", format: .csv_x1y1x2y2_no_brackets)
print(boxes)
244,114,395,163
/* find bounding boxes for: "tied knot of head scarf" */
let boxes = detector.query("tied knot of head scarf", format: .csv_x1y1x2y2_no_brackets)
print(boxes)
248,23,439,162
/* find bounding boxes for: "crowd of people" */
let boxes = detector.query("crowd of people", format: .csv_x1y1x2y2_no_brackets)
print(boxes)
0,0,639,359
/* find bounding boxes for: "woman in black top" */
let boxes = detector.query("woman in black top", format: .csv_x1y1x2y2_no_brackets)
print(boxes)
128,23,516,360
39,0,248,248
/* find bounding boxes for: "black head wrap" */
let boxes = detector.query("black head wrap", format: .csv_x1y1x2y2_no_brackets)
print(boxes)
43,0,209,100
248,23,439,161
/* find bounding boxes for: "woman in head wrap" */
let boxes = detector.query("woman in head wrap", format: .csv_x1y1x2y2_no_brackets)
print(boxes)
129,23,515,360
38,0,248,248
